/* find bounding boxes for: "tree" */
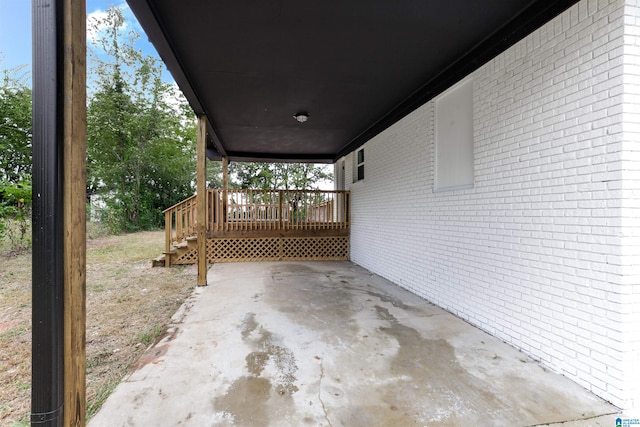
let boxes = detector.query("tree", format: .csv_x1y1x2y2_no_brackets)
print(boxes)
0,177,32,252
0,63,31,183
229,162,333,190
0,59,32,252
207,161,222,189
87,7,197,232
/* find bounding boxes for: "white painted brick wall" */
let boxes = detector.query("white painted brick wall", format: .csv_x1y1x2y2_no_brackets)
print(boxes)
621,0,640,411
343,0,639,410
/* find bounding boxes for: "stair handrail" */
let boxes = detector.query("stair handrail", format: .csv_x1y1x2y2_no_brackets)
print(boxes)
162,194,197,214
163,194,198,267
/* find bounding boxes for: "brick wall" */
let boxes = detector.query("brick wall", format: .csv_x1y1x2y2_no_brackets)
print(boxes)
343,0,638,409
621,0,640,410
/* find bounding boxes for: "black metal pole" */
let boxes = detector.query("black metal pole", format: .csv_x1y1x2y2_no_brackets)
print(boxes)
31,0,64,425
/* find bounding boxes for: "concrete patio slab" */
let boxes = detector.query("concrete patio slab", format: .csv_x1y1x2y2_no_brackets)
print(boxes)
89,261,621,426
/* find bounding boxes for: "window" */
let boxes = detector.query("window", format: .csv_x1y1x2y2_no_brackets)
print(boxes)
354,148,364,182
434,78,474,191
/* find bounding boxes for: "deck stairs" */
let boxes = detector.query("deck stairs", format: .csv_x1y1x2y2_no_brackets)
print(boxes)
152,235,197,267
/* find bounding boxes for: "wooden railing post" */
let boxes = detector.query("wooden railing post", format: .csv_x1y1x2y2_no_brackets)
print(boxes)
216,190,221,232
222,157,228,232
165,210,172,267
278,190,283,230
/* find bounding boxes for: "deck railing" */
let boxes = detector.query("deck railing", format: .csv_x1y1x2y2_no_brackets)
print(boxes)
164,189,350,252
207,189,350,232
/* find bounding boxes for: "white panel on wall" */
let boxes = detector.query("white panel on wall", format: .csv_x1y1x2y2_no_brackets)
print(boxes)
434,78,474,191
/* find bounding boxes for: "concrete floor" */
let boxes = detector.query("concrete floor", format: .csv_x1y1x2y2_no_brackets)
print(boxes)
89,261,622,427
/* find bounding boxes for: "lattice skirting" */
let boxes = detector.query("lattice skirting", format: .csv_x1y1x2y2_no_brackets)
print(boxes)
172,236,349,264
209,236,349,262
172,247,198,265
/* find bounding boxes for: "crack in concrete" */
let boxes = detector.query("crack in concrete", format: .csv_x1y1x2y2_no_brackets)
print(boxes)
524,411,622,427
318,360,332,427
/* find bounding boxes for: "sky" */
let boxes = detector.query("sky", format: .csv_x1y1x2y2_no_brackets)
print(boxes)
0,0,168,83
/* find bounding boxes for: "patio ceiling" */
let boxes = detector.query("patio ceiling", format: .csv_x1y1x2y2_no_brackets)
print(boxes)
126,0,579,163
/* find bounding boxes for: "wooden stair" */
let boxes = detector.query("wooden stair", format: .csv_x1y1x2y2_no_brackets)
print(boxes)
151,235,198,267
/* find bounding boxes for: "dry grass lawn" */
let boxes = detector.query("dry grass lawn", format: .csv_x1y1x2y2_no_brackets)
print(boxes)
0,229,196,426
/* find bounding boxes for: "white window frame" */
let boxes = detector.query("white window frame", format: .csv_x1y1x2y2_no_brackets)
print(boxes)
353,148,364,182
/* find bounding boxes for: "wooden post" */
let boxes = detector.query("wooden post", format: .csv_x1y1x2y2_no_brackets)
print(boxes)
63,0,87,425
222,156,228,231
165,210,172,267
197,116,207,286
277,191,282,230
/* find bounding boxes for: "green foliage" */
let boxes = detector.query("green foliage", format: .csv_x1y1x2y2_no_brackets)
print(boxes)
87,7,197,233
229,162,333,190
0,59,32,253
0,63,32,184
0,178,32,253
207,161,222,189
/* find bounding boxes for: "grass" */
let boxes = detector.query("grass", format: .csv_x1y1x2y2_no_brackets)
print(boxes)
86,370,127,419
137,323,164,347
0,218,32,255
0,227,197,425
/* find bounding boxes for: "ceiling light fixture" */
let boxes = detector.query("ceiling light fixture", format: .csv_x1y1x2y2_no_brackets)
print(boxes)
293,112,309,123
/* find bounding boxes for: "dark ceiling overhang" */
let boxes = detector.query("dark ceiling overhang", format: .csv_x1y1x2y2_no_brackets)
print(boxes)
127,0,579,163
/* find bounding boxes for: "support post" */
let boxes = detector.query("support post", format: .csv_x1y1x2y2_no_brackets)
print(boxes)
63,0,87,425
222,156,228,229
197,116,207,286
32,0,86,425
32,1,64,424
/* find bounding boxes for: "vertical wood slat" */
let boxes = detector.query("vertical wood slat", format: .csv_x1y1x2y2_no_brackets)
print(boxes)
314,191,318,230
222,157,228,232
176,205,183,241
206,190,210,232
63,0,87,425
341,191,345,229
196,117,207,286
212,190,216,231
165,210,171,267
278,191,283,231
213,189,219,232
245,190,249,231
213,190,217,232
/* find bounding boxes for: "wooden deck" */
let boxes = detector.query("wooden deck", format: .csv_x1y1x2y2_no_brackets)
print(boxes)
160,189,350,265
